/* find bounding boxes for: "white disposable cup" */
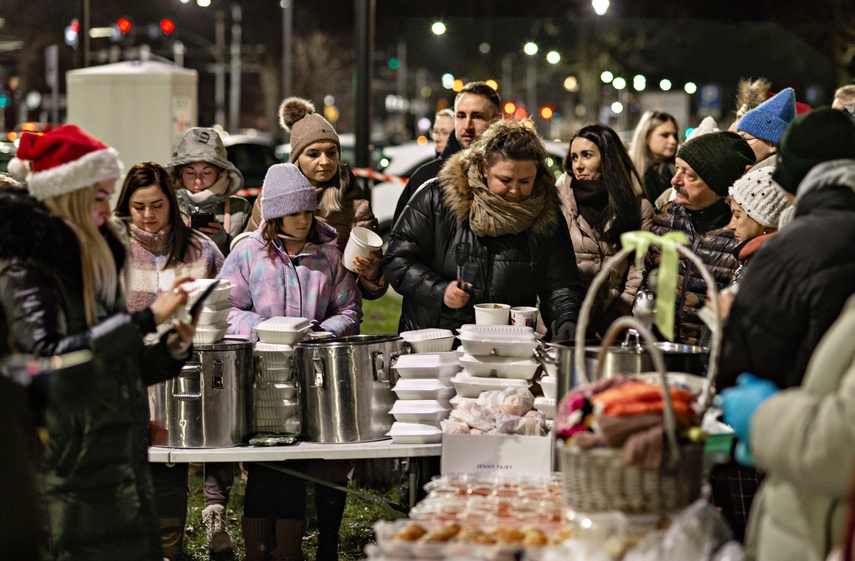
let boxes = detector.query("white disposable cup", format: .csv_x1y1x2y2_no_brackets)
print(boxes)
510,306,538,328
343,227,383,273
474,303,511,325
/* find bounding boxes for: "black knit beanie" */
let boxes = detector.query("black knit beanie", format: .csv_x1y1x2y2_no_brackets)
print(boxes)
772,107,855,194
675,131,756,197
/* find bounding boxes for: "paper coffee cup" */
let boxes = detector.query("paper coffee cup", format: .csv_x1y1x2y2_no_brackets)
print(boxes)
474,303,511,325
510,306,538,328
343,226,383,273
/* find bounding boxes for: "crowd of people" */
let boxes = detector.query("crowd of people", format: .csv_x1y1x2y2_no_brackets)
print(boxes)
3,78,855,561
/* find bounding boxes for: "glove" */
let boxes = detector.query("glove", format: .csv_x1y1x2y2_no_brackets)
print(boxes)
719,373,779,444
553,321,576,343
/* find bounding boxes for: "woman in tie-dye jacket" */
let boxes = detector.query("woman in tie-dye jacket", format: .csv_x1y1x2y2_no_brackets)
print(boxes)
217,163,360,561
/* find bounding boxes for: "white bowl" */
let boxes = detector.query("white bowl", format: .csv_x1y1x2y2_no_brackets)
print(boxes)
400,328,457,353
386,421,443,444
392,379,456,402
389,400,451,424
183,279,233,306
457,353,539,379
450,372,531,398
256,317,311,345
534,396,555,419
539,375,557,399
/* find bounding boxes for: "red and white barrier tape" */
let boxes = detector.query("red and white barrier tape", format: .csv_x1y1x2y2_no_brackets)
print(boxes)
236,168,408,198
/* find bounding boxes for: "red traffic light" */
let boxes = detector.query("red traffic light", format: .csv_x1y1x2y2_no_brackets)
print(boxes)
117,17,132,35
159,18,175,36
70,19,80,33
503,101,517,116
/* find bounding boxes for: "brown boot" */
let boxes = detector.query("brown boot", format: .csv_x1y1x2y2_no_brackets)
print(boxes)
272,519,306,561
241,517,273,561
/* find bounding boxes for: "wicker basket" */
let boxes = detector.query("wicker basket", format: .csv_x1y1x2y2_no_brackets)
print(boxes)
558,241,722,514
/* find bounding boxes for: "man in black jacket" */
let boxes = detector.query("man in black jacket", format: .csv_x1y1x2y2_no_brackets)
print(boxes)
718,107,855,390
392,81,501,226
644,131,755,344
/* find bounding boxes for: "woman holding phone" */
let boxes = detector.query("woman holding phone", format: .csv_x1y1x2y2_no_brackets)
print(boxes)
167,127,251,256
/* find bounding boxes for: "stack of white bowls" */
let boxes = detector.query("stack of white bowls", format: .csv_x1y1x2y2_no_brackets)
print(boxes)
387,329,459,444
252,317,311,434
184,279,234,345
450,324,539,401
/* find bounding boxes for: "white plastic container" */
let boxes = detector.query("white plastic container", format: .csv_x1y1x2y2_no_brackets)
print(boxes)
457,324,538,358
343,227,383,273
539,375,557,399
256,317,311,345
400,328,456,352
534,396,555,419
183,279,233,306
450,372,531,398
192,322,230,345
254,342,296,370
386,421,443,444
393,353,462,378
196,307,230,325
389,399,451,425
392,379,456,402
457,353,539,379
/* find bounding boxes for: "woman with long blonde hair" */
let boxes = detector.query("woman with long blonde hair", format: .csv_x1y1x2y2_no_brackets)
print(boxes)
1,125,196,561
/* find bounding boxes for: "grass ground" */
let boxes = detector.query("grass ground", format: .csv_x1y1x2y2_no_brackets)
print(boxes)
181,292,405,560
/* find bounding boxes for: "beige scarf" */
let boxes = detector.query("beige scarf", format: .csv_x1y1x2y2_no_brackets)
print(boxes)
467,166,544,237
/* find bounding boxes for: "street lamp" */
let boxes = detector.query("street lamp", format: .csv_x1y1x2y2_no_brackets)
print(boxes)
546,51,560,64
660,79,673,91
524,42,538,114
684,82,698,95
592,0,610,16
431,21,446,36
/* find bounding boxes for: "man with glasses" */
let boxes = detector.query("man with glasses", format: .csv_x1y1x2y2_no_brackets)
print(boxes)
392,81,502,226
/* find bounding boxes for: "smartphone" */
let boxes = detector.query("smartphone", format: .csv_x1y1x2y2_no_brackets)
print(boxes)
188,280,220,320
190,212,217,230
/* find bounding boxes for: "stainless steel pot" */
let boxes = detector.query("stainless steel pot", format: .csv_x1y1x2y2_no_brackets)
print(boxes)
149,337,253,448
293,334,404,443
537,340,709,407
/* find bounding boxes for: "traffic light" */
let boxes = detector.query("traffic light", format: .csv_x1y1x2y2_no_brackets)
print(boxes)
503,101,517,116
117,17,132,35
160,19,175,36
0,93,8,108
540,106,554,120
64,19,80,47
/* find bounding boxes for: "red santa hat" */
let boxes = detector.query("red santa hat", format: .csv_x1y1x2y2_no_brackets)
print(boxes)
9,124,122,201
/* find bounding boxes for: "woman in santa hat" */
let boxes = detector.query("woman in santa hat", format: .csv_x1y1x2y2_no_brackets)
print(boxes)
1,125,197,561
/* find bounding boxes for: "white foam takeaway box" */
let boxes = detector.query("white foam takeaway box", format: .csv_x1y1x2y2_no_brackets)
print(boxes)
440,434,552,476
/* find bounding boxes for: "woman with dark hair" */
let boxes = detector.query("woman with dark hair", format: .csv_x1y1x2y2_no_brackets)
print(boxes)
629,110,680,209
114,162,226,560
557,123,654,337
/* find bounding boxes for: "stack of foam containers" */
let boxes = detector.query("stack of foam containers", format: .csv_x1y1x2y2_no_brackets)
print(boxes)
387,329,458,444
252,342,300,434
450,324,539,404
536,351,558,424
185,279,234,345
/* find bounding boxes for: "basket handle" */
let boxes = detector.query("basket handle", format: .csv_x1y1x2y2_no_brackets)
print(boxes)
598,316,681,462
573,241,722,410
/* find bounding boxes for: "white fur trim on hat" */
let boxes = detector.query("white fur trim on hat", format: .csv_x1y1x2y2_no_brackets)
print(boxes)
27,148,123,201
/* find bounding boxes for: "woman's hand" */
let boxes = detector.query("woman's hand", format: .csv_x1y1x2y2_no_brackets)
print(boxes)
443,282,471,309
353,249,382,280
150,276,193,325
166,317,196,359
199,219,223,237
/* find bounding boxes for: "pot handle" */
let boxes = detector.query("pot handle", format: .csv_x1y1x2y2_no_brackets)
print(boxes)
253,355,264,384
212,359,224,390
372,351,388,383
312,357,325,388
173,392,202,401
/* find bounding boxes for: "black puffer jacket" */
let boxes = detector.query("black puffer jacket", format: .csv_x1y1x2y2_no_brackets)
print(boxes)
644,199,738,344
718,160,855,390
383,150,585,337
0,187,185,561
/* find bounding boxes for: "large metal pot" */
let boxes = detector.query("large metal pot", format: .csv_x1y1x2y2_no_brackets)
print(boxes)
149,337,253,448
293,334,403,443
539,340,709,407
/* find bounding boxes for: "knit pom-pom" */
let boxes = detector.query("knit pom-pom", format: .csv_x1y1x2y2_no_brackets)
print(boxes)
6,157,28,180
279,97,315,131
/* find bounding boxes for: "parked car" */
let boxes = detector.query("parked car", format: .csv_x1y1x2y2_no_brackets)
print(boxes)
370,139,569,233
222,131,279,206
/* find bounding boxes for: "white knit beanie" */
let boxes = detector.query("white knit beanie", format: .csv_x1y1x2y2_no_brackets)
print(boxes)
728,167,791,228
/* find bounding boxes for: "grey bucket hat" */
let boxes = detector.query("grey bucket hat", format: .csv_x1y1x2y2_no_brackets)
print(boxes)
167,127,244,196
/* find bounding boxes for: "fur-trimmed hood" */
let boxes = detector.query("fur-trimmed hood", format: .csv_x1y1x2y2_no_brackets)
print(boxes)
0,186,81,272
437,149,562,237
